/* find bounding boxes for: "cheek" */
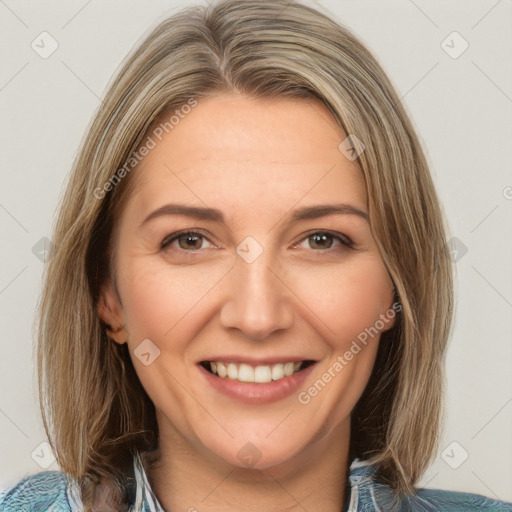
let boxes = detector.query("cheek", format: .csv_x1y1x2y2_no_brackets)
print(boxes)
292,260,391,425
289,256,392,344
117,258,230,348
115,260,229,423
118,250,392,349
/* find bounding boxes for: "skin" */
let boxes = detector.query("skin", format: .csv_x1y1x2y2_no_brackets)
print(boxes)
98,92,396,512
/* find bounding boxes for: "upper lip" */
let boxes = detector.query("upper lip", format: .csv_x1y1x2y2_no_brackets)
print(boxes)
198,356,317,366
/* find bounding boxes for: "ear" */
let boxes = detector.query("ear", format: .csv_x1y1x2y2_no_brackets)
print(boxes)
97,278,128,345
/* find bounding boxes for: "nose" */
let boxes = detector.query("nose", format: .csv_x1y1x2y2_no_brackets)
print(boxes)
219,246,294,341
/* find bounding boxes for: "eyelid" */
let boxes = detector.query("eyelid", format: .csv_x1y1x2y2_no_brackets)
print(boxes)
160,229,218,250
293,229,355,250
161,228,354,252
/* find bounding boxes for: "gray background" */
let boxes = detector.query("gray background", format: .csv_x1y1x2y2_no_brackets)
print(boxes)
1,0,511,502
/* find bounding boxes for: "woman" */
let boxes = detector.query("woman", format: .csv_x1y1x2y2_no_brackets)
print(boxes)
1,0,510,511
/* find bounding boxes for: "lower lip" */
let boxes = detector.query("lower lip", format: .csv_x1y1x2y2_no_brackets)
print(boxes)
198,363,316,404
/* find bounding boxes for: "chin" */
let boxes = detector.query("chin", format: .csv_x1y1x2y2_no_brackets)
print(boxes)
199,429,313,472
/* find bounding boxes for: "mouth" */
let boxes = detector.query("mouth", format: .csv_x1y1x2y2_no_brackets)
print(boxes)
199,360,316,384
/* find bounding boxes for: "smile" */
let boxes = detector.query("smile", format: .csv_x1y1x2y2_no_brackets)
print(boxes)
201,360,315,383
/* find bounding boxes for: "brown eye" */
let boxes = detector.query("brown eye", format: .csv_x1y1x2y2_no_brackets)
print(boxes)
295,231,353,251
161,231,215,251
308,233,335,250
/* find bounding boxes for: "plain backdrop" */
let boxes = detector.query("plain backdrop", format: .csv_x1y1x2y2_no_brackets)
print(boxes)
0,0,511,503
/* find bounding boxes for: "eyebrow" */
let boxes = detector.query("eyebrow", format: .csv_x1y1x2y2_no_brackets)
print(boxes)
139,202,369,227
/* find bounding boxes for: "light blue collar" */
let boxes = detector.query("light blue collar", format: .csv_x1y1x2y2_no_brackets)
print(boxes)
132,452,378,512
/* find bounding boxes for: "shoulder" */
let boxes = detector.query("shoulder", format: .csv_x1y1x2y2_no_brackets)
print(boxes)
349,461,512,511
410,487,512,512
0,470,74,511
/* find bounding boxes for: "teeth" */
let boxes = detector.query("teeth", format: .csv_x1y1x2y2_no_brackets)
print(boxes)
284,362,294,377
227,363,238,379
217,362,227,378
208,361,305,383
254,365,272,383
271,363,284,380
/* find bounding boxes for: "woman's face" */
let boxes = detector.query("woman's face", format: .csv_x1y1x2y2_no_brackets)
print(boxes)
100,92,396,470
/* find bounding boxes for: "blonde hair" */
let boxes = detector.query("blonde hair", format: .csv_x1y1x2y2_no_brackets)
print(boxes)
36,0,454,509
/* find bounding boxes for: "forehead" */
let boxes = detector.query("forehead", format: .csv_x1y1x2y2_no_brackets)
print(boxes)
126,93,367,224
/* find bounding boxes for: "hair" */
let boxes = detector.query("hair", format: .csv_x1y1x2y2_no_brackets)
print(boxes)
35,0,454,510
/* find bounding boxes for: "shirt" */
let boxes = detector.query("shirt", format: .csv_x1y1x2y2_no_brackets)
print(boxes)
1,453,511,511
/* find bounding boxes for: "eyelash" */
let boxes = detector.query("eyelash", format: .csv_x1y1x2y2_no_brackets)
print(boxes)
160,229,355,253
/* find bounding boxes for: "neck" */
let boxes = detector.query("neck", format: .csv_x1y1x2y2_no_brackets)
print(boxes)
144,415,352,512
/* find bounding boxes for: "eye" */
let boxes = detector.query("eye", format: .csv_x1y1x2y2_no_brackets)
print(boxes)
161,230,217,251
293,230,354,252
160,229,354,253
